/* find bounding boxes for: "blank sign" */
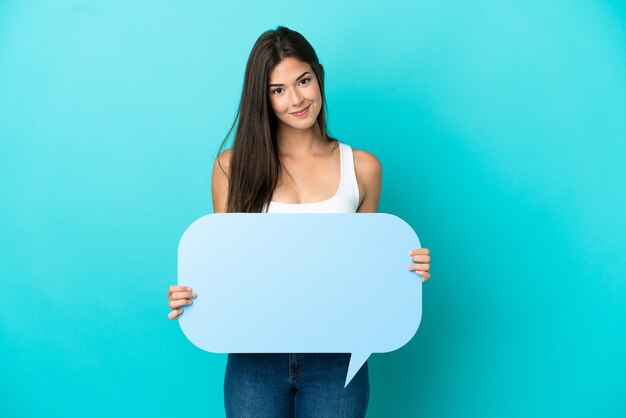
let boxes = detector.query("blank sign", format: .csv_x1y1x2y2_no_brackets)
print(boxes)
178,213,422,387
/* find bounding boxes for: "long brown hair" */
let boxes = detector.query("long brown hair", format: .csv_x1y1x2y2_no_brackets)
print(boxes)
216,26,336,213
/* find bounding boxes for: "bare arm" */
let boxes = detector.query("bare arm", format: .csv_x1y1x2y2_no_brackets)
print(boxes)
211,148,232,214
353,149,431,281
167,149,232,320
354,149,382,213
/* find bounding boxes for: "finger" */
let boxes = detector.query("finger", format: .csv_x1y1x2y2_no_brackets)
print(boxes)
169,291,197,300
408,263,430,271
168,285,191,298
168,299,193,309
409,248,430,255
168,308,184,320
411,254,430,262
420,272,431,282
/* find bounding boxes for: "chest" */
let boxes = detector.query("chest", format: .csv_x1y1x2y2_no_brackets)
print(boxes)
271,152,341,204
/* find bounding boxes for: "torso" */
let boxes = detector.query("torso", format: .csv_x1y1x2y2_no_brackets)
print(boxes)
211,139,376,214
271,139,365,206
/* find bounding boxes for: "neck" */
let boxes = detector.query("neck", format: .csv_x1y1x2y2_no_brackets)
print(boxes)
276,121,328,158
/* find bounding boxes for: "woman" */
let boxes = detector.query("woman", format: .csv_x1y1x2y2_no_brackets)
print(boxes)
166,26,431,417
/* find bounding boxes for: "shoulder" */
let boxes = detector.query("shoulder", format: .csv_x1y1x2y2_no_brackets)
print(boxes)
351,147,382,211
211,148,233,213
352,148,382,182
214,148,233,176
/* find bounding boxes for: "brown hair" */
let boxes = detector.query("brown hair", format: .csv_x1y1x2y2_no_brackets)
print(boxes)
216,26,336,213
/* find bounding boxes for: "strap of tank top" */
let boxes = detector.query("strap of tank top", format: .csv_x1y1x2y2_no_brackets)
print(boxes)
340,142,360,208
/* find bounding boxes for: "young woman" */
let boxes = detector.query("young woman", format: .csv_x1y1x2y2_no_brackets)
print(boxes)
166,26,431,417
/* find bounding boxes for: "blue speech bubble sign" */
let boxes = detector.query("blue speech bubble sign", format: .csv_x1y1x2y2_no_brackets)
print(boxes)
178,213,422,388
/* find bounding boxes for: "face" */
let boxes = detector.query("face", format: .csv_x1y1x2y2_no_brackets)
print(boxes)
268,57,322,131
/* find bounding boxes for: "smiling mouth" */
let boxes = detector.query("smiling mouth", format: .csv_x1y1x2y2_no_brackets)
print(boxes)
291,105,310,115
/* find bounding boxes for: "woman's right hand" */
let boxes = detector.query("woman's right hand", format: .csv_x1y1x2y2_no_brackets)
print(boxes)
167,285,197,320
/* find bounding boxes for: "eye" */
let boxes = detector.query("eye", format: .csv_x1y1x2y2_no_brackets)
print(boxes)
300,77,311,85
271,88,284,95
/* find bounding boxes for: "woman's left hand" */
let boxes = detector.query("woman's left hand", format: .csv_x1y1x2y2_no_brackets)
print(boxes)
408,248,431,282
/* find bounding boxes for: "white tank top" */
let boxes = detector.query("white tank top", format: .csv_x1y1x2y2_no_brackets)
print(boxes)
263,141,360,213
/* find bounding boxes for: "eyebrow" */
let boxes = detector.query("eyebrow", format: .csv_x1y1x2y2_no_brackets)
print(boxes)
268,72,310,87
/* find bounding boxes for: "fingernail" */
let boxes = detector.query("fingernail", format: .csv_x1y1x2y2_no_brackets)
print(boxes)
187,287,192,291
192,292,197,297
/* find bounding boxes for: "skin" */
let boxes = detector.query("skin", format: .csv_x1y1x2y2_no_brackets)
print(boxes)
167,57,431,319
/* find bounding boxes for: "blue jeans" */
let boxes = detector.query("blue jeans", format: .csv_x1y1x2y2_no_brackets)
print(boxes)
224,353,370,418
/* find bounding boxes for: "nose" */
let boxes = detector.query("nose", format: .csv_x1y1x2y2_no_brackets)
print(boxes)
289,88,304,107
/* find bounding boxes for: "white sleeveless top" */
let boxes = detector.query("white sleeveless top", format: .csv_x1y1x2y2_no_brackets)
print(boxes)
263,141,360,213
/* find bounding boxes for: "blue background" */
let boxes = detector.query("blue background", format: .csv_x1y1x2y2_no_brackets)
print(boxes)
1,1,625,417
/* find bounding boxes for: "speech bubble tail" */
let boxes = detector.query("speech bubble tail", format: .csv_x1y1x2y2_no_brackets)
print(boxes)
344,352,370,389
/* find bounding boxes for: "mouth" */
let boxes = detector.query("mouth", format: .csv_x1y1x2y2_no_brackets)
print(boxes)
290,104,311,116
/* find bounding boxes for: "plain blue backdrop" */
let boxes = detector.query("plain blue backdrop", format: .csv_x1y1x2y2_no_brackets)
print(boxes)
1,1,625,417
